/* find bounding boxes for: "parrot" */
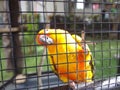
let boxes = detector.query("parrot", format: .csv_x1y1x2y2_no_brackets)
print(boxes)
36,29,94,89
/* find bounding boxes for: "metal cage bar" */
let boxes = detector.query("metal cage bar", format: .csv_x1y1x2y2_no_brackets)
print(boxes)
0,0,120,90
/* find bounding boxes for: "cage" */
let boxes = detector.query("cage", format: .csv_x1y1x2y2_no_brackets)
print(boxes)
0,0,120,90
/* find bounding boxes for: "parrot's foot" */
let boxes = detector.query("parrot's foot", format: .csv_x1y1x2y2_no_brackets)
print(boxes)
69,81,93,90
68,80,77,90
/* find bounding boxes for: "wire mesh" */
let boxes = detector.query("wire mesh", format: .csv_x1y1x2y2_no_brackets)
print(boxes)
0,0,120,90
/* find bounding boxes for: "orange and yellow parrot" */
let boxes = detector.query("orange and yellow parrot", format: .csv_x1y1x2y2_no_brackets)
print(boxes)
36,29,94,89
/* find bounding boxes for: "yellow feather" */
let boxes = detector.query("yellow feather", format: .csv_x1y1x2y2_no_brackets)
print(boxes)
37,29,94,83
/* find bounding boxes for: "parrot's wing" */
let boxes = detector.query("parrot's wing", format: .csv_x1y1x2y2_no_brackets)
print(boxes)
72,34,94,80
71,34,92,58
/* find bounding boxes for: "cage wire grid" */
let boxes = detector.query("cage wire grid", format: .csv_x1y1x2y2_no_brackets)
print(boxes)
0,0,120,90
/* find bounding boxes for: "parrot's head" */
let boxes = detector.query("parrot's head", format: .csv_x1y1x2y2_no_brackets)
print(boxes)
36,29,69,45
36,29,54,45
36,29,69,46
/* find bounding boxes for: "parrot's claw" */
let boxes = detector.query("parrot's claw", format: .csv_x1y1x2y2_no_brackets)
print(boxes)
68,80,77,90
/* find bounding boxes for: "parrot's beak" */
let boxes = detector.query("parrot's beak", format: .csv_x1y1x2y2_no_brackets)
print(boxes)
38,35,53,45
